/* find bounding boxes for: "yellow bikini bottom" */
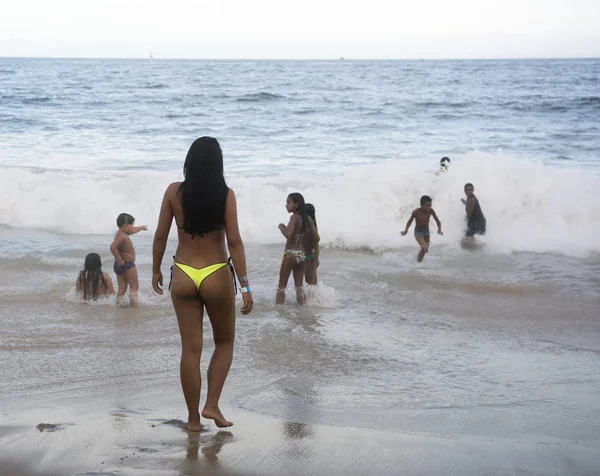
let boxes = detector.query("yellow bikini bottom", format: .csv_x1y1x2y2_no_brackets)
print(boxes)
174,262,228,291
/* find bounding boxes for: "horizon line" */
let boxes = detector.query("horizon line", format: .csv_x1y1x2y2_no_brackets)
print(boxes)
0,55,599,62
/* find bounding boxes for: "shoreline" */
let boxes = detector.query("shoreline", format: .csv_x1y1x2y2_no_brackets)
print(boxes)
2,406,599,476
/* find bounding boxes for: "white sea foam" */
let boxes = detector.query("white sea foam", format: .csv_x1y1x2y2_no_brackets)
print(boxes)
1,151,599,257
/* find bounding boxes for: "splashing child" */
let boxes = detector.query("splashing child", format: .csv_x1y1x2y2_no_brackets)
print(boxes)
436,156,451,175
110,213,147,306
76,253,115,300
400,195,443,262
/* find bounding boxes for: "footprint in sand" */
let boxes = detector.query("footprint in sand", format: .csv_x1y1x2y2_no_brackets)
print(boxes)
135,447,161,453
111,407,151,417
36,423,62,432
162,419,187,428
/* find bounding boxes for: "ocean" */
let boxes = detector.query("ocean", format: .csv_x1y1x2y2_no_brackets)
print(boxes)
1,57,599,475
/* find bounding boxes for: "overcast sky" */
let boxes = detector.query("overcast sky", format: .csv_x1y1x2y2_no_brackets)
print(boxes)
0,0,599,59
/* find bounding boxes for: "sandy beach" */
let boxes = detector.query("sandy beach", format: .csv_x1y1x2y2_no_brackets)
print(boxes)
3,402,599,476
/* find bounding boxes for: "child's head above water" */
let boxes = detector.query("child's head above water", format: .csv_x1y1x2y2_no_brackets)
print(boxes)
84,252,103,272
440,157,451,170
80,253,106,300
464,183,475,197
116,213,135,229
420,195,433,208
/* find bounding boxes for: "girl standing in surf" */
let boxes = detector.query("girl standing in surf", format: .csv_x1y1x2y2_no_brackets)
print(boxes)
276,193,318,304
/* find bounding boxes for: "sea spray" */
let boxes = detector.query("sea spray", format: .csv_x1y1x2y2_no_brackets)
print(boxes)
1,151,599,256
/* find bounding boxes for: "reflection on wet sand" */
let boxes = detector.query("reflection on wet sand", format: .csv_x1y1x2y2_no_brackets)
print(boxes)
182,431,235,475
280,378,318,468
284,421,315,440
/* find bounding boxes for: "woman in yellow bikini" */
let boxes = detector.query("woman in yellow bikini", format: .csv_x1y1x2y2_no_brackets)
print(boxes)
151,137,253,431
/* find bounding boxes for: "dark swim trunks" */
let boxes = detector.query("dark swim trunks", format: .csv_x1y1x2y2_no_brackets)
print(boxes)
466,220,486,237
114,261,136,275
414,227,430,238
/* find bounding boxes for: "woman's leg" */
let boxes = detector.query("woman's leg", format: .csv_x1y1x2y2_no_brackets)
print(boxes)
171,267,205,432
199,265,236,427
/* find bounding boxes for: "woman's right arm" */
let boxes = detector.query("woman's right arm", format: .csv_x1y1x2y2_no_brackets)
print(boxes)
224,189,253,314
152,184,175,295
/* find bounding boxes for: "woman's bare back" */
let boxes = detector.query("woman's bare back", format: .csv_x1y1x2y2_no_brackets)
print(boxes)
166,182,229,267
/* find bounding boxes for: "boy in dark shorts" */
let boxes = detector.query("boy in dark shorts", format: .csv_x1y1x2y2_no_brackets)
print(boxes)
109,213,147,306
461,183,486,238
400,195,443,262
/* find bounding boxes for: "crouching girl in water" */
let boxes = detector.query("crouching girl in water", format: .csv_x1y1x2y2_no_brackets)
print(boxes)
76,253,115,300
276,193,318,305
304,203,320,285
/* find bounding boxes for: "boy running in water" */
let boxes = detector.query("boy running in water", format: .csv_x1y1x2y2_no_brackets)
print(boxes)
400,195,443,263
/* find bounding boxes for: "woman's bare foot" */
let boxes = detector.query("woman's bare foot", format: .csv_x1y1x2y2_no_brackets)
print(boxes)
188,412,202,432
202,406,233,428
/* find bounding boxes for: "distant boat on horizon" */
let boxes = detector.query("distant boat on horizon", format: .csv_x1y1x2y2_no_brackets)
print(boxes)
149,50,154,59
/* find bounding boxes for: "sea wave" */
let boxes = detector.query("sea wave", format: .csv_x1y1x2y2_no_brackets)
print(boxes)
1,151,599,257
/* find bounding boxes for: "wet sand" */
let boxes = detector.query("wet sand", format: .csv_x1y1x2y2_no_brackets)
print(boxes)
2,405,599,476
2,240,600,475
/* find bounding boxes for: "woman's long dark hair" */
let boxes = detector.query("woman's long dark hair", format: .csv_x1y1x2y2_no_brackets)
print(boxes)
180,137,228,236
79,253,107,301
288,192,309,233
305,203,317,230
